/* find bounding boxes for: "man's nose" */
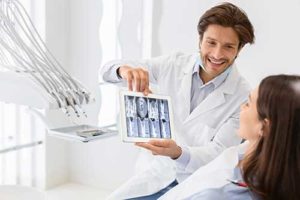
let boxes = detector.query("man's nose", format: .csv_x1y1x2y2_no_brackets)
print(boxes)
212,46,223,59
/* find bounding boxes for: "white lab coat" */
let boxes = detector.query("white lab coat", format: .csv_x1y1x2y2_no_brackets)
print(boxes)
158,142,248,200
100,52,251,199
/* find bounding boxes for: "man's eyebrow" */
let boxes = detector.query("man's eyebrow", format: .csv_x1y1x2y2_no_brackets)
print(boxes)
205,37,216,41
205,37,238,46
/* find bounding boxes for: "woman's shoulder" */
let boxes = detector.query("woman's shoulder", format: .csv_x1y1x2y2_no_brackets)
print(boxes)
185,184,257,200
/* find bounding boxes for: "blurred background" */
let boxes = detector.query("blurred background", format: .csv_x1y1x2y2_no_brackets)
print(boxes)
0,0,299,199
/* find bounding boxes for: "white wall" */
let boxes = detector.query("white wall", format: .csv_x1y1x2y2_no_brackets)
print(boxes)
152,0,300,87
44,0,141,190
46,0,300,89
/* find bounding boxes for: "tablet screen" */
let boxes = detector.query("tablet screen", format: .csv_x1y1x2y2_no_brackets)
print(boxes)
119,90,174,142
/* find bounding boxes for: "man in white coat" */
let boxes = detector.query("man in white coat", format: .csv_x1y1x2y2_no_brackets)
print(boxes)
100,2,255,199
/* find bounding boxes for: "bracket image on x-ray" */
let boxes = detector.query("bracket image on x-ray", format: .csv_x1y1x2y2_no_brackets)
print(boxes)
0,0,117,142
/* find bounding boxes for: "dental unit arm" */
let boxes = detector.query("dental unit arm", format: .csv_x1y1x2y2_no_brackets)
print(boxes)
0,0,117,142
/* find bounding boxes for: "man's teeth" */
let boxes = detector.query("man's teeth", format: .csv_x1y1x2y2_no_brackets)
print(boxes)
209,59,223,64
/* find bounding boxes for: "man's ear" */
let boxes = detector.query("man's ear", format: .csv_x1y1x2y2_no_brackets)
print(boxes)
198,41,201,51
235,48,242,59
198,36,203,50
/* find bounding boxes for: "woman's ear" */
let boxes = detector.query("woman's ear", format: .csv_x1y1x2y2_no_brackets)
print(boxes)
260,119,270,137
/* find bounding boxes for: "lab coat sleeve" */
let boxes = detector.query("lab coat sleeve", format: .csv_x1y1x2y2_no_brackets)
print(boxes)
175,146,191,171
176,111,242,176
99,53,178,85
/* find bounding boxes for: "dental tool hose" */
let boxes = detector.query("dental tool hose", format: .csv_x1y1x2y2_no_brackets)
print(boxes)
0,0,91,117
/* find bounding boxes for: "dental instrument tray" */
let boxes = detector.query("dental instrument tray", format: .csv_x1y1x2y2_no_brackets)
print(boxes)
49,125,118,142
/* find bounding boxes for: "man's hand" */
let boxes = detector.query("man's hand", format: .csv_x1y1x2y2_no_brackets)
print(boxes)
135,139,182,160
118,66,152,95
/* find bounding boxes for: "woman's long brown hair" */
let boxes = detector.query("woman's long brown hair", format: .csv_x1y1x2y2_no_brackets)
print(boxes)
242,75,300,200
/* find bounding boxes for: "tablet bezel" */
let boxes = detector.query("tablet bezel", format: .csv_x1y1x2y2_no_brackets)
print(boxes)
119,90,175,143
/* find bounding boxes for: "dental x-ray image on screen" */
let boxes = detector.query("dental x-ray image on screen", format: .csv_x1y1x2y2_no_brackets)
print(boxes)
120,91,174,142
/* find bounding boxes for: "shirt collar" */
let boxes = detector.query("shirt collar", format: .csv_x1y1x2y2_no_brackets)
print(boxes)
193,57,232,89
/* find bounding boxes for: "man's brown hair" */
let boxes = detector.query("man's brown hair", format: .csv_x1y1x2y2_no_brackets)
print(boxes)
197,2,255,49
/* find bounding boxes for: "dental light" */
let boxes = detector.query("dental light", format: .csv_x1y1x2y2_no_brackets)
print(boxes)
0,0,92,117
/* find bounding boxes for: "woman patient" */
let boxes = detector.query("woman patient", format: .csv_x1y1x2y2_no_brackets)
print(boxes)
159,74,300,200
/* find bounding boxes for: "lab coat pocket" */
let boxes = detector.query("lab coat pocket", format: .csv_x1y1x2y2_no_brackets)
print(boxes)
192,124,216,146
202,116,219,129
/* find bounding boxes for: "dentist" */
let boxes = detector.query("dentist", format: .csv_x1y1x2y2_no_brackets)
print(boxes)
100,2,255,199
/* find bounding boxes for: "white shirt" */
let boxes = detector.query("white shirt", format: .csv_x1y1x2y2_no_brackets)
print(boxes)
177,57,231,173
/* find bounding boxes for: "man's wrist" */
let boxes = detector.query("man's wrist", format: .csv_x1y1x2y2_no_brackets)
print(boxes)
172,145,182,160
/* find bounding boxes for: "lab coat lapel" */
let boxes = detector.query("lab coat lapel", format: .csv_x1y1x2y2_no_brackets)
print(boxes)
184,66,239,123
185,89,225,123
176,58,195,121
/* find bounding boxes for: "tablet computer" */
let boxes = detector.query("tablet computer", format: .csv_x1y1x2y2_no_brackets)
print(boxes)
119,90,175,142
